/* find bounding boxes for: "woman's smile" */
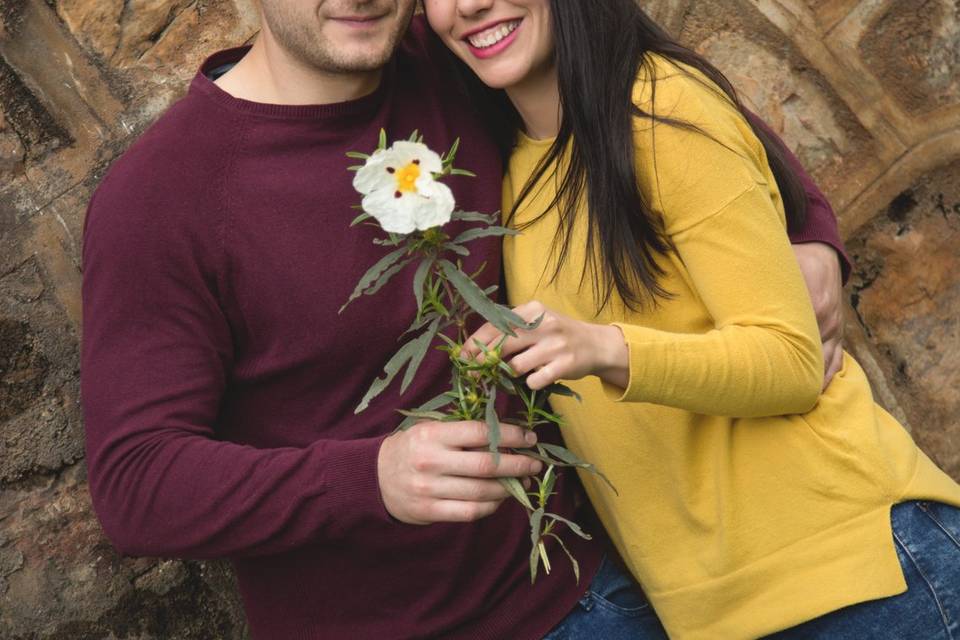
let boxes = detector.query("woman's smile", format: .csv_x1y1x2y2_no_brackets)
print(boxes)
463,18,523,58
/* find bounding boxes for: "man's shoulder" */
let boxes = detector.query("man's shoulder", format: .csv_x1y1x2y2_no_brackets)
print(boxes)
91,85,236,221
85,85,236,252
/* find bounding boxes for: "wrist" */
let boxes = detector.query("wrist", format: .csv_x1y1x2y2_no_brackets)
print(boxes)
590,323,629,388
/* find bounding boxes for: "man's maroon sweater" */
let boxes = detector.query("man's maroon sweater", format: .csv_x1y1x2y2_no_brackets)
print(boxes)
81,22,603,640
81,17,849,640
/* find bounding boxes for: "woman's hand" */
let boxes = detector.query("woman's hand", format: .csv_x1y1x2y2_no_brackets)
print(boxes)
462,301,630,390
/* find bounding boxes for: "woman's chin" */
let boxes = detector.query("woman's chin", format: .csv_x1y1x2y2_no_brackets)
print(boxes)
466,67,524,91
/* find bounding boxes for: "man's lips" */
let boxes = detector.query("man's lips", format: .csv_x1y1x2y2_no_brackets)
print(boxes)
331,14,387,27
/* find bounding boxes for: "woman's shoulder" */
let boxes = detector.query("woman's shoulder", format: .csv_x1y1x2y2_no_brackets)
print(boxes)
629,52,777,232
631,52,755,150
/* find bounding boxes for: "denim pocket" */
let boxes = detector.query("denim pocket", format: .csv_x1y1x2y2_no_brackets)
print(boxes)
586,555,651,617
917,501,960,551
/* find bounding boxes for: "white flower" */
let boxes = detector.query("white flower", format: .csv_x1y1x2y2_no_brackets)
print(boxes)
353,141,455,235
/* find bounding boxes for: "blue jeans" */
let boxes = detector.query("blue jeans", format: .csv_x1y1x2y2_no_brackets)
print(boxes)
542,554,669,640
767,500,960,639
545,501,960,639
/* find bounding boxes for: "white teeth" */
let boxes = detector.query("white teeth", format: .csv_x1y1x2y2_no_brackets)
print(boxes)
467,20,520,49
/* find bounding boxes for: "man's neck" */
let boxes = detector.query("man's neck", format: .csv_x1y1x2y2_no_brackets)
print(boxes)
215,34,383,106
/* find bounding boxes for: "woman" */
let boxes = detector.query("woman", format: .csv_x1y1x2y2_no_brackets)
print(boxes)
422,1,960,638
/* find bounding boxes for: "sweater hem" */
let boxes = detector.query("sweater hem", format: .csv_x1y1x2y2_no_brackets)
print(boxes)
649,505,907,640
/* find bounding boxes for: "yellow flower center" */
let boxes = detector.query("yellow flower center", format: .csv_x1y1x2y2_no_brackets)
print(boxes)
394,161,421,193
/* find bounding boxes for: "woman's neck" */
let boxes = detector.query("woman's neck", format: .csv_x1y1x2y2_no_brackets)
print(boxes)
505,64,561,140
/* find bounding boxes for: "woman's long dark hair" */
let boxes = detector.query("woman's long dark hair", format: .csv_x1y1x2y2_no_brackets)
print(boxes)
435,0,808,313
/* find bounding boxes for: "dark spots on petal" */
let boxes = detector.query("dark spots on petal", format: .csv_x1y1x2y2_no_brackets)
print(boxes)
395,191,402,198
386,167,396,173
412,159,420,165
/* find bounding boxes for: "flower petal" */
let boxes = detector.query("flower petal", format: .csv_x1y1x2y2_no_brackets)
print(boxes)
354,148,403,195
392,141,444,175
362,188,418,235
412,182,455,230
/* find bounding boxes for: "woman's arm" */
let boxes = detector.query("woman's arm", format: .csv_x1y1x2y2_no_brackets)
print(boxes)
466,185,824,418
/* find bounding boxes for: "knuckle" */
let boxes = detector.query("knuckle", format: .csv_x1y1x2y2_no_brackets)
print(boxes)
475,455,497,476
412,423,434,443
469,482,488,502
458,504,479,522
410,477,431,497
411,452,433,473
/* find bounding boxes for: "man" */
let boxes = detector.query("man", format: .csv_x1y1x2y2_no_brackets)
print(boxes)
81,1,849,638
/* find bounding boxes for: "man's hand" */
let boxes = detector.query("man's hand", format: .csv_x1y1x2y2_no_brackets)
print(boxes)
793,242,844,389
377,421,542,525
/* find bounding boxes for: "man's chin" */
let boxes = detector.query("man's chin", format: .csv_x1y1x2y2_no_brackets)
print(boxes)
328,48,396,73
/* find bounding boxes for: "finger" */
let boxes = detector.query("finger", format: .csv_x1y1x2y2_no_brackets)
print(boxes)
508,342,554,379
462,323,503,359
438,450,544,478
822,340,844,390
512,301,548,324
818,310,843,342
436,421,537,449
424,499,504,523
525,362,559,390
414,476,512,502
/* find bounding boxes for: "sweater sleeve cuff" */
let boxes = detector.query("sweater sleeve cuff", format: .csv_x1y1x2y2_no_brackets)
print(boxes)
318,434,394,532
601,322,653,404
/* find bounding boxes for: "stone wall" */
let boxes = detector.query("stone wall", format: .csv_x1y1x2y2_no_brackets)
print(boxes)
0,0,957,637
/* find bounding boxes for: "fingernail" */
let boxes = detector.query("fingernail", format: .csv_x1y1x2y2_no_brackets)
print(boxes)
525,431,537,445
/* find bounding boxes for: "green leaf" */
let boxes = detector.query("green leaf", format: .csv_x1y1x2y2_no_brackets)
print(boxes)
451,210,498,224
444,137,460,163
400,311,439,338
452,226,519,245
400,318,441,394
339,246,409,313
449,168,477,177
545,512,593,540
535,443,618,494
366,258,414,297
439,260,526,336
412,258,433,313
408,129,420,142
540,464,557,499
542,382,582,402
529,538,541,584
378,128,388,150
350,212,373,227
485,386,501,463
443,243,470,256
544,532,581,583
499,477,533,510
396,392,455,431
345,151,370,160
396,410,449,421
532,407,565,424
530,507,545,548
356,334,423,414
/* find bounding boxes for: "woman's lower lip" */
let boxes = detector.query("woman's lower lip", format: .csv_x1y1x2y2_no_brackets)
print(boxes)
465,21,522,60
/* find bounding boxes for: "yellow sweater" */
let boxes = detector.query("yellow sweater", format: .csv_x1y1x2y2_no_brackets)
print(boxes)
502,54,960,640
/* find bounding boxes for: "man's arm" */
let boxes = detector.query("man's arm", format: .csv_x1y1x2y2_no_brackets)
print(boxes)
81,177,539,560
746,111,851,386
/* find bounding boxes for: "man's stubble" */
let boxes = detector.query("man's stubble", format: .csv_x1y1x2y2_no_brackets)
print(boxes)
260,0,417,74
